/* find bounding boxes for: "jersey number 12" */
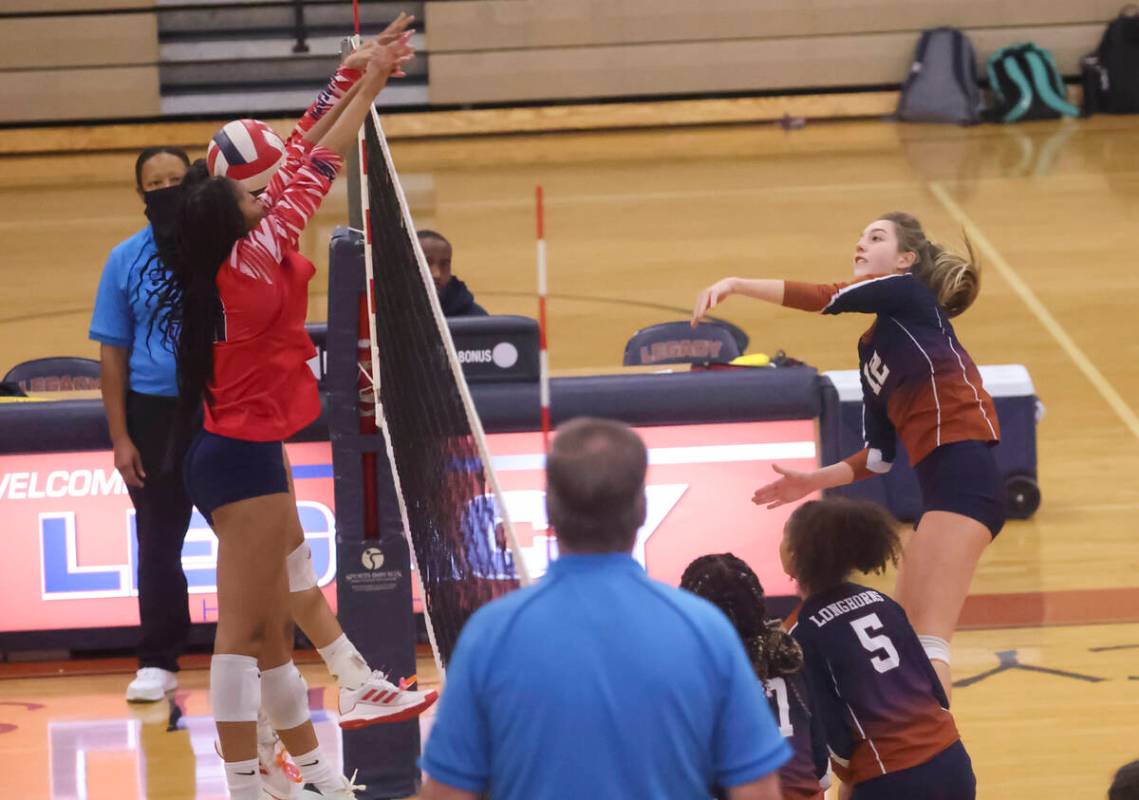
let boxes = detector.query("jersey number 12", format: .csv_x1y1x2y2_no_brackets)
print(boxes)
851,613,900,673
864,351,889,395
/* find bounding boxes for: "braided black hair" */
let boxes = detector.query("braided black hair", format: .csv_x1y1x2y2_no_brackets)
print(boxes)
680,553,803,681
146,160,246,460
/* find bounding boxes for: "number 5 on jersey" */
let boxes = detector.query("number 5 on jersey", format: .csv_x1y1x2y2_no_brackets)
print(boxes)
851,613,900,673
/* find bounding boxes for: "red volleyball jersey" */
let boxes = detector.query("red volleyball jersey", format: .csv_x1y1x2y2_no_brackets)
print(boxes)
204,142,342,441
203,67,359,441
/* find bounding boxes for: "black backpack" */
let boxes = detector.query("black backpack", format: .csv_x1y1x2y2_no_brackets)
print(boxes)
984,43,1080,123
896,27,982,125
1082,10,1139,115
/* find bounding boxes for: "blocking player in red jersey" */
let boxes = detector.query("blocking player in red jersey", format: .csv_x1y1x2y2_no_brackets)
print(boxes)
148,34,423,800
781,498,975,800
692,212,1002,699
681,553,829,800
204,9,438,742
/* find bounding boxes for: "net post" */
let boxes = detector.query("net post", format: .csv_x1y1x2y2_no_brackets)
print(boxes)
326,226,422,797
341,36,363,231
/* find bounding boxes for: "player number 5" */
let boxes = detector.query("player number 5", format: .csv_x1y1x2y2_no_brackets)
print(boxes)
851,613,900,673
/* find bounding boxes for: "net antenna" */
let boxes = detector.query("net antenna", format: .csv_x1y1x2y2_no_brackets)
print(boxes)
535,186,553,568
355,104,531,675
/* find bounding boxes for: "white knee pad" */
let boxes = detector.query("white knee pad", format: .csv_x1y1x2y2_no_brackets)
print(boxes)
260,661,310,731
210,654,261,723
919,635,952,666
287,542,318,593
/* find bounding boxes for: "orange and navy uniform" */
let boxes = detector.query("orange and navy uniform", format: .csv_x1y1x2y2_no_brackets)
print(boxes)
762,670,829,800
204,68,358,442
782,274,999,479
786,584,963,787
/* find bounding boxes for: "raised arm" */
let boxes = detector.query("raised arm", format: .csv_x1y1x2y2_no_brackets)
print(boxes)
693,273,912,327
298,13,416,147
226,146,344,281
260,15,416,205
315,34,414,157
692,277,786,326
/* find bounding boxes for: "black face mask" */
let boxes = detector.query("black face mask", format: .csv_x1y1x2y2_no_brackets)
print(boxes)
143,184,183,250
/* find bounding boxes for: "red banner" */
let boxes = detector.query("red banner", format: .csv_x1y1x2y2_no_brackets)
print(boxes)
0,421,816,634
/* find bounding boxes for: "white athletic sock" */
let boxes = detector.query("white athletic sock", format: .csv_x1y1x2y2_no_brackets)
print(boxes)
256,708,277,746
317,634,371,691
222,756,262,800
294,746,340,793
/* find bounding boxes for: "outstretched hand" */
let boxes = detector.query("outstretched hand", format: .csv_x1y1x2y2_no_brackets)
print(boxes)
377,12,415,46
752,464,816,509
691,278,735,327
344,13,417,77
361,32,415,86
375,12,416,77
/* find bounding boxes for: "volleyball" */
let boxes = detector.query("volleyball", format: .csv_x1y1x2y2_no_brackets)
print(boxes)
206,119,286,192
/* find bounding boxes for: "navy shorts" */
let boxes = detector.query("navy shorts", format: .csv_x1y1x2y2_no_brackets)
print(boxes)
915,440,1005,538
852,740,976,800
184,430,289,524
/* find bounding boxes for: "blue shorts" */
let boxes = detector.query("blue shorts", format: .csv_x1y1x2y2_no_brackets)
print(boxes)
915,440,1005,538
184,430,289,524
852,740,975,800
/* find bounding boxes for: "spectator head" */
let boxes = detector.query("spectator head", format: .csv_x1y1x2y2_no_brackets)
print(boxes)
546,418,647,554
418,229,453,294
135,146,191,197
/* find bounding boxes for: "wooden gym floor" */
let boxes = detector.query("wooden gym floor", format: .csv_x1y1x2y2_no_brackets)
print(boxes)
1,114,1138,798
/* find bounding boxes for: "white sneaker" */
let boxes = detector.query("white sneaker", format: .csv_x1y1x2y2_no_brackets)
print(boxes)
214,728,301,800
125,667,177,703
338,671,438,729
257,729,302,800
297,772,366,799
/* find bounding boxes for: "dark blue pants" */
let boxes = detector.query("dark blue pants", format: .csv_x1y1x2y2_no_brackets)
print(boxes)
852,741,976,800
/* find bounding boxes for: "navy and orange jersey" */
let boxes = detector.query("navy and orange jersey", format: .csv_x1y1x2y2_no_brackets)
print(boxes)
763,670,829,800
782,274,999,478
786,583,961,786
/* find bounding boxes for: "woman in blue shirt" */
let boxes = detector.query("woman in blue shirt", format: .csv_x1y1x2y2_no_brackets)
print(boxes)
90,146,193,705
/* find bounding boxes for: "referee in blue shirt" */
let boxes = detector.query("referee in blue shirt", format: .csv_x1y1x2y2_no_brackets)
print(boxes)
421,418,790,800
89,147,192,703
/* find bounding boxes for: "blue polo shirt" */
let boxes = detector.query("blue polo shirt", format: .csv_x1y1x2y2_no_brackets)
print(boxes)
421,553,790,799
89,226,178,397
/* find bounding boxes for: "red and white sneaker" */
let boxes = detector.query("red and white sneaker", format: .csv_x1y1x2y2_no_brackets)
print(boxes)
258,732,302,800
338,672,438,729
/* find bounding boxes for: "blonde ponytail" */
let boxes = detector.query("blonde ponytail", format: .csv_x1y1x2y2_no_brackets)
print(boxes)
881,211,981,317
